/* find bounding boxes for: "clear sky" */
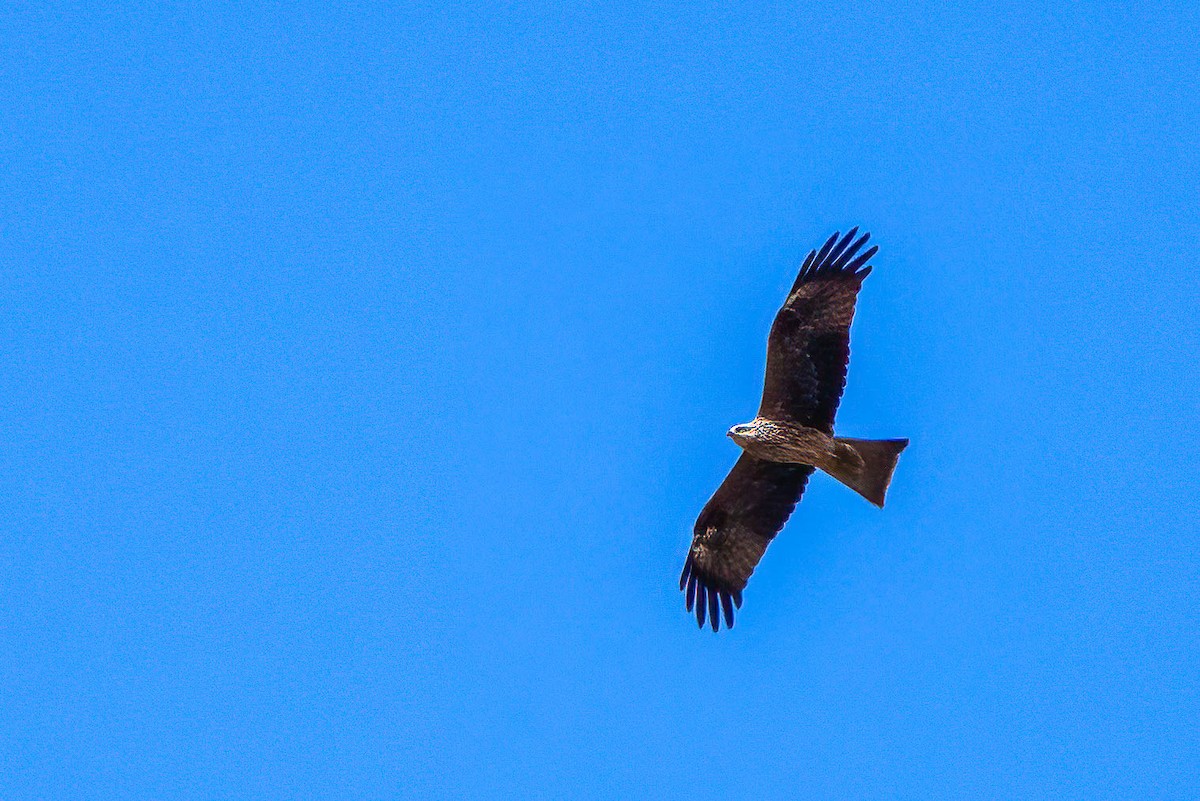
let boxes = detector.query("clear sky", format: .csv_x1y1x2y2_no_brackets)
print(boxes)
4,3,1199,798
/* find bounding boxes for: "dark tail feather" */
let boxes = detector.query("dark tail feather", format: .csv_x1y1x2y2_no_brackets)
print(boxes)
826,437,909,508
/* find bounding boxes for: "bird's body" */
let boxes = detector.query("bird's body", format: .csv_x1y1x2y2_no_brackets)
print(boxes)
728,418,907,508
680,228,908,631
728,418,836,466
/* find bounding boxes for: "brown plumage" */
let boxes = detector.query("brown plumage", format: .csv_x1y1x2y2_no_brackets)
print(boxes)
680,228,908,631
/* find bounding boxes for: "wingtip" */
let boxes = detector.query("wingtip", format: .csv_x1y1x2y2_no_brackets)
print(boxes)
681,555,751,631
826,226,859,264
813,232,840,268
846,244,879,275
792,228,879,288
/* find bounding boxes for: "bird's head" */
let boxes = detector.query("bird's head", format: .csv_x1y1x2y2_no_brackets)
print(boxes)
727,422,758,444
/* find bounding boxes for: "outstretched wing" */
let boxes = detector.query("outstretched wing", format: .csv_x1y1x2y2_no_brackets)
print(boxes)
680,455,814,631
758,229,877,434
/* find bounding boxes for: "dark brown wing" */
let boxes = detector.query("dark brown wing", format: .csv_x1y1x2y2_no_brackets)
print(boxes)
757,229,877,434
679,455,814,631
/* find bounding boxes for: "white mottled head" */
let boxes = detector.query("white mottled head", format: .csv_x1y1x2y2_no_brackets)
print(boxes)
727,421,760,446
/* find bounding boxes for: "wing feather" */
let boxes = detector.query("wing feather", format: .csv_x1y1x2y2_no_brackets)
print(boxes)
680,455,814,631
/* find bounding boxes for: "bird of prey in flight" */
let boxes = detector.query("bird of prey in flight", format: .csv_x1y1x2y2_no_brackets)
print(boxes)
680,229,907,631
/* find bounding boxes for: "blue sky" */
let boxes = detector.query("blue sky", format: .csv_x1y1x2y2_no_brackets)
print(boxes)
3,2,1199,798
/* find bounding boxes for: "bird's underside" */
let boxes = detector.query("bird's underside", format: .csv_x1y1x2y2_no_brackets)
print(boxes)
729,418,907,509
730,418,838,466
680,228,908,631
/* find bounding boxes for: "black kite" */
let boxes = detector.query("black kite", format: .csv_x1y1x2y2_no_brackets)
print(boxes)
679,229,908,631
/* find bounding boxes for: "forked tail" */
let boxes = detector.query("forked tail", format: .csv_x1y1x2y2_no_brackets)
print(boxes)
825,437,909,508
